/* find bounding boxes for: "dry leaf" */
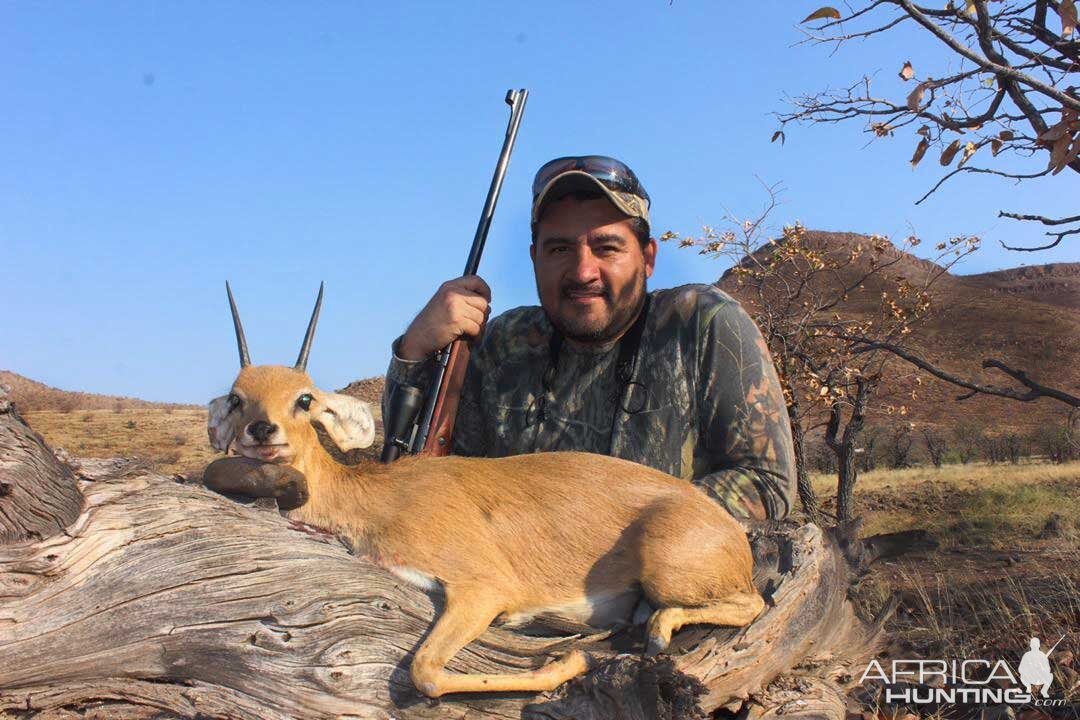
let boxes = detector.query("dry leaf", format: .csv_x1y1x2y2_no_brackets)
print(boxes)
899,61,915,81
991,138,1003,156
872,122,894,137
771,130,786,145
1050,131,1080,174
1062,133,1080,170
1048,135,1071,173
999,130,1014,141
1061,0,1077,36
907,82,928,112
958,141,978,167
802,6,841,22
916,124,932,138
940,139,961,166
963,0,977,15
1039,120,1070,144
911,137,930,168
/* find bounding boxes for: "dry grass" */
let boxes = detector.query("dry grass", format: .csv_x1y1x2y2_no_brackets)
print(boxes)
811,461,1080,548
818,461,1080,709
22,407,217,476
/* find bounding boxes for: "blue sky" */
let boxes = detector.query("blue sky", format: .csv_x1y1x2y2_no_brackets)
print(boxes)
3,2,1076,403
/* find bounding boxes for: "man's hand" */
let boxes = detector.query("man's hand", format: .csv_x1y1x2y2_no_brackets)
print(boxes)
203,456,309,511
399,275,492,361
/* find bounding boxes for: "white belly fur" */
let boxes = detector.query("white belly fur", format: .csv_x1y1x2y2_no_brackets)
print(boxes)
389,565,440,592
499,591,639,629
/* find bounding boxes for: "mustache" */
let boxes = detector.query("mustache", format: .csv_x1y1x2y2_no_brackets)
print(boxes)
561,282,609,299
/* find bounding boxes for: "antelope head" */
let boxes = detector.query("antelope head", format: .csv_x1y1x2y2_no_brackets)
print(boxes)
207,283,376,468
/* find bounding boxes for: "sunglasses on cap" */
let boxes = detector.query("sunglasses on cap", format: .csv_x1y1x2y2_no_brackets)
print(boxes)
531,155,650,206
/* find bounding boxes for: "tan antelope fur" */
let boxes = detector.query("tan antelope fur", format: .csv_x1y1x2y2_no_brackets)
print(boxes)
207,285,765,698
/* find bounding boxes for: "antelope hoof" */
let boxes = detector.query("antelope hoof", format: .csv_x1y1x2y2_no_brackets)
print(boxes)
266,466,309,510
645,634,669,657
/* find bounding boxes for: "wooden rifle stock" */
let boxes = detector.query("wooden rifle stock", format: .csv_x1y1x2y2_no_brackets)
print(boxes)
420,340,471,455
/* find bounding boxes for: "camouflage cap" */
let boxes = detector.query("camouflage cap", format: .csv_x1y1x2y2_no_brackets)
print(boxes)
530,156,651,227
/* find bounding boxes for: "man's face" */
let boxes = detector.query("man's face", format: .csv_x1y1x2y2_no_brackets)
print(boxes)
531,196,657,344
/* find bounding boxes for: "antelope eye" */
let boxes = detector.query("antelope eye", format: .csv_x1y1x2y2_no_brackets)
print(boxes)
227,394,241,411
296,393,314,412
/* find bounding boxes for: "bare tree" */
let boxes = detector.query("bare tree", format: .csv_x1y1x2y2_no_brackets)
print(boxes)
921,426,949,467
859,425,883,472
952,420,982,463
663,186,975,524
886,425,915,469
1030,418,1076,462
780,1,1079,250
1002,431,1026,463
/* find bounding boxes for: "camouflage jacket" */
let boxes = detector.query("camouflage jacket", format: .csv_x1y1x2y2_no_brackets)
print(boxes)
383,284,796,521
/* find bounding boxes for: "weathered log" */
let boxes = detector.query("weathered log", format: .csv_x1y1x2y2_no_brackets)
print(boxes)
0,407,882,720
0,395,83,544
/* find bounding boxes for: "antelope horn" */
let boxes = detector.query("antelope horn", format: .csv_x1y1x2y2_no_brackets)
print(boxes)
226,281,251,368
295,282,324,371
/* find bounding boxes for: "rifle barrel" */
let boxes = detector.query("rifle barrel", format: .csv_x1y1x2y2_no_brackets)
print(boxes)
412,89,528,453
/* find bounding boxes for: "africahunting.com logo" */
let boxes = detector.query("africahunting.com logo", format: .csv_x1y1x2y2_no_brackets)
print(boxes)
860,635,1070,708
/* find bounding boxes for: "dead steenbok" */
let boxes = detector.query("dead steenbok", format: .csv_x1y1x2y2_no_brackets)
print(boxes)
205,284,764,698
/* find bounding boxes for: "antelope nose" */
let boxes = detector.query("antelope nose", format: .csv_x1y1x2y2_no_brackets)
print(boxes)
248,421,277,444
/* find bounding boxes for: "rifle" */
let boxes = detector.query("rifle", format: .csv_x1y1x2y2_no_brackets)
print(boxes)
381,88,528,463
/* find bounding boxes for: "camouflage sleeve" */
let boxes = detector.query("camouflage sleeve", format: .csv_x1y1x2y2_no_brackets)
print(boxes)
380,335,436,431
694,294,797,521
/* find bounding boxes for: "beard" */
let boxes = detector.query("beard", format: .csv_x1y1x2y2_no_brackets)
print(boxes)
546,269,648,344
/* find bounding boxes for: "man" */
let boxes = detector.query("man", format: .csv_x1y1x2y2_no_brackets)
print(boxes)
384,155,796,521
1018,637,1055,698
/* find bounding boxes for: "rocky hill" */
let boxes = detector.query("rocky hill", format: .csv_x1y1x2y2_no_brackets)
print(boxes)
717,231,1079,436
0,371,195,413
962,262,1079,311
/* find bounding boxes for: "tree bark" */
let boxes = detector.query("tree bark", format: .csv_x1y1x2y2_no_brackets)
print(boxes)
0,405,884,720
826,379,869,523
786,397,824,527
0,394,83,544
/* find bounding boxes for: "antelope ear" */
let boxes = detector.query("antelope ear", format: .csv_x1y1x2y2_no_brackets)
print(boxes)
312,392,376,451
208,395,241,452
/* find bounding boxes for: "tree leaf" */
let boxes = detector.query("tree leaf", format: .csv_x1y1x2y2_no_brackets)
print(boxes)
939,139,961,166
911,137,930,168
771,130,786,145
916,124,932,138
907,82,928,112
1038,120,1069,144
991,138,1003,156
999,130,1014,141
1061,0,1077,37
899,61,915,81
1048,134,1073,174
1060,133,1080,173
963,0,977,15
872,122,894,137
802,6,841,22
958,141,978,167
